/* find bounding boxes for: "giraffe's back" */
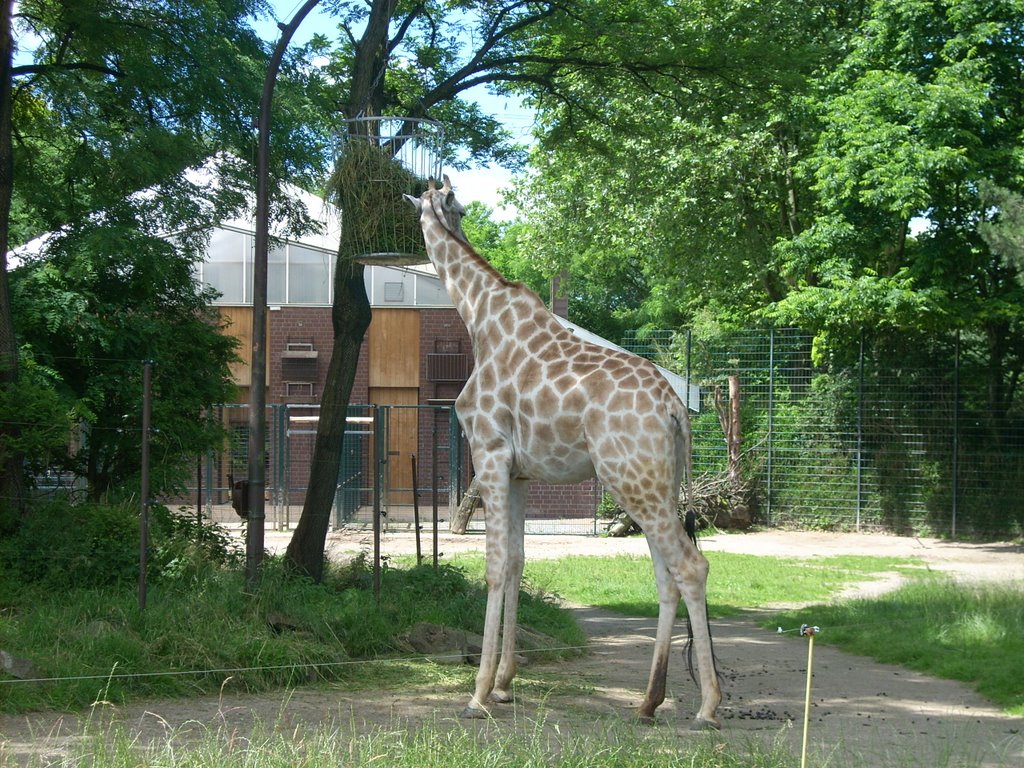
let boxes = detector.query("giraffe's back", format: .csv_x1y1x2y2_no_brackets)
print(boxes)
459,300,684,486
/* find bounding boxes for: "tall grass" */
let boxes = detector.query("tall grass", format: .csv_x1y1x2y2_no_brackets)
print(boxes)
43,711,801,768
0,555,584,714
770,576,1024,715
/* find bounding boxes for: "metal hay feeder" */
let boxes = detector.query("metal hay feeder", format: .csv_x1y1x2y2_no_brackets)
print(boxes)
332,117,444,266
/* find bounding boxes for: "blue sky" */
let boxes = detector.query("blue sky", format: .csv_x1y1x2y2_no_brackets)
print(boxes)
10,1,531,218
262,1,534,219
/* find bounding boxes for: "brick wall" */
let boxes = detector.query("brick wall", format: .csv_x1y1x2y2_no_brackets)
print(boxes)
254,303,599,524
527,479,601,520
267,306,334,404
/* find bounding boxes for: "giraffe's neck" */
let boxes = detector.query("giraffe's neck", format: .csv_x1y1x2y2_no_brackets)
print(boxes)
420,199,513,342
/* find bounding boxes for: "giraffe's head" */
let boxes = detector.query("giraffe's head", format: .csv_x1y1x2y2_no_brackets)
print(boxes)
405,175,468,243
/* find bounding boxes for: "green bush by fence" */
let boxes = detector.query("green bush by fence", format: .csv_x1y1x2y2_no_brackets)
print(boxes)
623,327,1023,538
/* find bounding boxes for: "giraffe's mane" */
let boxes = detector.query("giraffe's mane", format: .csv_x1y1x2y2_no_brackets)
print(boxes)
426,193,520,290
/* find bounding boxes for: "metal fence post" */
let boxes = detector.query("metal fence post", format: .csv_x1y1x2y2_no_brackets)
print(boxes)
856,331,865,531
373,405,384,603
138,360,153,612
272,404,283,529
766,329,775,527
283,404,292,529
204,407,216,517
685,329,692,392
432,406,440,566
952,330,960,539
448,406,461,520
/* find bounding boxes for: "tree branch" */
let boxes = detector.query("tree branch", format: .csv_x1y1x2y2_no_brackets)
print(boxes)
387,2,425,58
12,61,122,78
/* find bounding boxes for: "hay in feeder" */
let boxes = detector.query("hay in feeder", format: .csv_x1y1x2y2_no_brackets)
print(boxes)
327,137,432,266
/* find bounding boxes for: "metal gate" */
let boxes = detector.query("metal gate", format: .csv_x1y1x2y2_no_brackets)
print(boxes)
183,402,599,535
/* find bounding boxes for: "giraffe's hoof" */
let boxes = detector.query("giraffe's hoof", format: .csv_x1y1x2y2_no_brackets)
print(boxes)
690,717,722,732
459,705,488,720
489,689,514,704
635,713,658,727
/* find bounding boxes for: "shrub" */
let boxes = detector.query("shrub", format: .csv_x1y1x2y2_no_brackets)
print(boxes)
0,500,241,591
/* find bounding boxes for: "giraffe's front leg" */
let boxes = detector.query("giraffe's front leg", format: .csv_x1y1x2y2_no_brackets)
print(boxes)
461,572,504,718
490,479,527,704
460,467,513,719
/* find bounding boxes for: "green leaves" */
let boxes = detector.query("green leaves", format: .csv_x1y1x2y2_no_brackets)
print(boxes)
979,181,1024,281
10,216,238,500
767,269,939,334
511,0,1023,357
780,0,1024,347
12,0,270,234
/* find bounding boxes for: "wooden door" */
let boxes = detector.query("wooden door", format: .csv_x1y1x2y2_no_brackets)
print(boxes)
367,309,421,507
370,387,419,506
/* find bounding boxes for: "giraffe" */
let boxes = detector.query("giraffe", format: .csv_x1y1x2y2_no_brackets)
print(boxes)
405,176,722,730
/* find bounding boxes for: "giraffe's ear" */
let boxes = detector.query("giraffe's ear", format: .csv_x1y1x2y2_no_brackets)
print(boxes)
403,193,421,211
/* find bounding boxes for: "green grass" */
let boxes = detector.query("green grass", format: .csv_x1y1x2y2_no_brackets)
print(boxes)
769,575,1024,716
439,551,919,618
1,543,912,717
0,555,585,714
46,711,801,768
5,529,1017,766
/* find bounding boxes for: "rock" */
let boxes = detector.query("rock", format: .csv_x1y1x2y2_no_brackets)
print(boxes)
712,502,753,530
404,622,470,664
403,622,559,667
516,626,562,655
0,649,36,680
266,611,302,634
81,620,115,638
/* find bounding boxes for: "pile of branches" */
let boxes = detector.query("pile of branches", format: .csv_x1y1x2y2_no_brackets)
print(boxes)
605,474,756,537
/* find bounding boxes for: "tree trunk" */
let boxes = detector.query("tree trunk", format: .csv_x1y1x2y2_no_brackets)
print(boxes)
714,375,742,486
284,257,371,581
282,0,394,580
607,511,638,537
449,477,482,534
0,0,25,527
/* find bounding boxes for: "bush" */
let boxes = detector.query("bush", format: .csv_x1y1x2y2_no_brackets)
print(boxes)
0,499,241,591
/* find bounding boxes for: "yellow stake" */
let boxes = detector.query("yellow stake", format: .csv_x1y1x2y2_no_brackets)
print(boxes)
800,625,818,768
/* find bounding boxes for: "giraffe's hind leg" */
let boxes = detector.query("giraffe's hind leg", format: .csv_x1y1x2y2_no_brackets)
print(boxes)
626,500,722,729
657,531,722,730
637,542,680,722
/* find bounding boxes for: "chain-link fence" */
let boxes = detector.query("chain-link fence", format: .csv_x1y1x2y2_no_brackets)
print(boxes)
623,328,1023,537
174,403,462,531
174,402,599,535
169,327,1022,539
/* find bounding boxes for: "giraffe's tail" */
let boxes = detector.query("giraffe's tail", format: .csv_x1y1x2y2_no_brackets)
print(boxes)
684,508,698,547
684,609,724,687
670,402,696,545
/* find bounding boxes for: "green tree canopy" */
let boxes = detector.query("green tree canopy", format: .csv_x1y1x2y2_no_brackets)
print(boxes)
510,0,849,332
771,0,1024,413
511,1,1022,409
1,0,295,513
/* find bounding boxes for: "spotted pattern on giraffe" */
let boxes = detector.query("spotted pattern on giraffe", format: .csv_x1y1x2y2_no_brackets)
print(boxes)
405,176,722,731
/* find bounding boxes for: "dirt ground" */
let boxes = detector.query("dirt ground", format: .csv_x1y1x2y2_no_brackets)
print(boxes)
2,530,1023,767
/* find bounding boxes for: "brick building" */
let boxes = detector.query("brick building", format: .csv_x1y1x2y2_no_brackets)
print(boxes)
199,187,606,530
